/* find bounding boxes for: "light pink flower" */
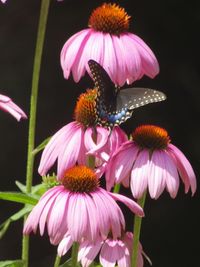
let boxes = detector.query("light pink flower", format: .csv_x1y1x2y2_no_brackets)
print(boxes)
60,3,159,86
0,94,27,121
38,88,127,180
38,121,110,180
76,232,143,267
24,166,144,245
107,125,197,199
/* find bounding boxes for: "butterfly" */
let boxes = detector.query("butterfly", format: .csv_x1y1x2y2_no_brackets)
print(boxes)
88,59,166,128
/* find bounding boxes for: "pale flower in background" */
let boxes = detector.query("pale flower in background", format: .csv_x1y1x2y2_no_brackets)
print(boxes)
0,93,27,121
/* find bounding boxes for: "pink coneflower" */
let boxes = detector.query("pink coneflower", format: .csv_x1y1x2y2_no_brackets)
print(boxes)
38,89,127,179
60,3,159,86
24,166,144,245
0,93,27,121
107,125,197,199
74,232,143,267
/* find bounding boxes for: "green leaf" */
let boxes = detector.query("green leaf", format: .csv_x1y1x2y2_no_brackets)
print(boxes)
31,183,47,195
0,205,33,239
15,181,26,194
0,260,25,267
0,220,11,239
32,136,51,155
0,192,38,205
15,180,47,197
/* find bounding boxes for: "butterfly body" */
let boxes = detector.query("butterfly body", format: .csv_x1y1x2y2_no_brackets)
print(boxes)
88,60,166,127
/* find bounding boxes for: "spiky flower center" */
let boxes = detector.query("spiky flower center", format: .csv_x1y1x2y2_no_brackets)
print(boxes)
132,125,170,150
88,3,130,35
62,166,99,193
74,89,97,127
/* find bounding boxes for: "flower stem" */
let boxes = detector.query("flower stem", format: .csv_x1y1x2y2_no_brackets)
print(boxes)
131,191,147,267
71,242,79,267
22,0,50,266
113,183,121,193
54,255,61,267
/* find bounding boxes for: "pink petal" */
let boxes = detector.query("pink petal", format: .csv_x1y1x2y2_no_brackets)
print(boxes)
102,33,118,84
78,238,103,267
128,33,159,78
0,93,27,121
100,240,124,267
47,190,69,244
91,190,113,239
130,150,149,199
162,152,180,198
112,35,127,86
120,34,141,84
23,186,61,235
99,189,123,239
67,194,88,241
106,141,138,191
85,126,109,155
57,124,83,179
168,144,197,195
109,192,144,217
148,151,166,199
60,29,91,80
71,31,94,82
38,121,77,176
57,233,73,256
39,188,64,237
84,194,99,241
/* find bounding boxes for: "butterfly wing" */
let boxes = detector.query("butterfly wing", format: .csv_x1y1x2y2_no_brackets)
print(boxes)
88,60,167,127
88,60,117,111
117,87,166,110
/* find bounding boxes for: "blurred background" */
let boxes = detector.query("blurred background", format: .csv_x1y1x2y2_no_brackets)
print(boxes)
0,0,199,266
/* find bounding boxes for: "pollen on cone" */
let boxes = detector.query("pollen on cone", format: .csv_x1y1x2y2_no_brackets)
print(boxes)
88,3,131,35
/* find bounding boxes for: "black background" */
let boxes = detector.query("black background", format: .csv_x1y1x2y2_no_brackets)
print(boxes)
0,0,200,266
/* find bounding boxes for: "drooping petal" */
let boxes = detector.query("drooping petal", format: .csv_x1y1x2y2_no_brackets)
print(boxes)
120,34,141,84
168,144,197,195
57,124,83,179
0,94,27,121
39,188,64,237
78,238,103,267
100,239,124,267
84,193,99,241
128,33,159,78
106,141,138,191
84,126,109,155
67,193,88,241
58,233,74,256
47,189,69,244
91,192,110,239
130,150,149,199
38,121,77,176
102,33,118,84
112,35,127,86
60,29,91,80
148,151,166,199
23,186,61,235
99,189,123,239
109,192,144,217
162,152,180,198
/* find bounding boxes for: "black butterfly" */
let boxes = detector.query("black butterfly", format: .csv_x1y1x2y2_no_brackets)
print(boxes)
88,60,166,127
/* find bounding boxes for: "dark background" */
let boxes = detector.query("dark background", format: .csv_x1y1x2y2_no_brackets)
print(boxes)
0,0,199,266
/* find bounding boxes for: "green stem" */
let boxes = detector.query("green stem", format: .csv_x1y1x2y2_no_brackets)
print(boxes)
113,183,121,193
131,191,147,267
22,0,51,266
54,255,61,267
71,242,79,267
